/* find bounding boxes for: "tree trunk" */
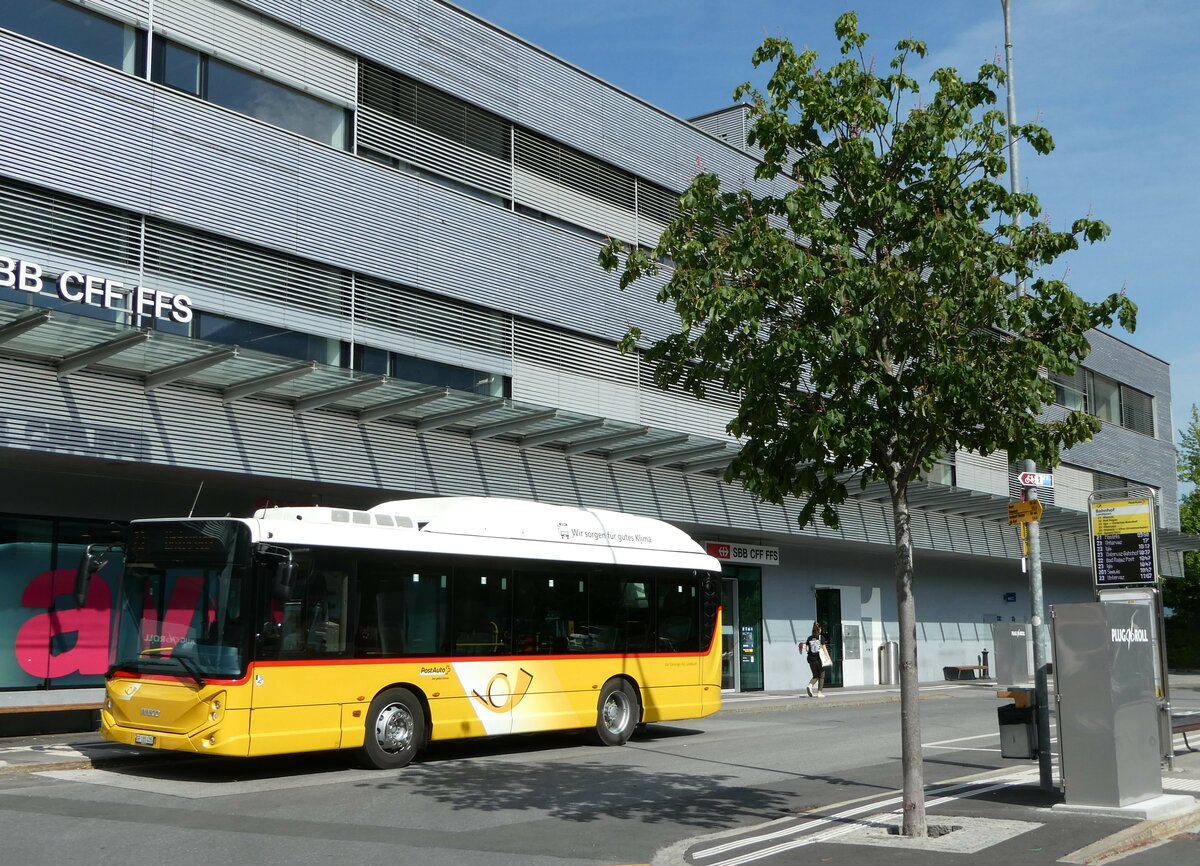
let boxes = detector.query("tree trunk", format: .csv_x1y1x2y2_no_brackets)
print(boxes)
892,483,926,836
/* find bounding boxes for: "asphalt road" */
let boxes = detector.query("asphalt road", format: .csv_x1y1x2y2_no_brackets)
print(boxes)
0,685,1195,866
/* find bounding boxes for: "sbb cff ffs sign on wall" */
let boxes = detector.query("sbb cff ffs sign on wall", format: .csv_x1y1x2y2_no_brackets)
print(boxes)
705,542,780,566
1089,497,1158,587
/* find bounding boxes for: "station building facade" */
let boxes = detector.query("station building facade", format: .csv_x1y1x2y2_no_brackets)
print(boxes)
0,0,1192,712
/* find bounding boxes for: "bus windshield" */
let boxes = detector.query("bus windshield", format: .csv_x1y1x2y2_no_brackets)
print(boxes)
111,521,252,681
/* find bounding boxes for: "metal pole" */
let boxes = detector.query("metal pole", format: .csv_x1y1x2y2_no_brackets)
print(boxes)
1002,0,1053,791
1002,0,1024,300
1022,464,1053,789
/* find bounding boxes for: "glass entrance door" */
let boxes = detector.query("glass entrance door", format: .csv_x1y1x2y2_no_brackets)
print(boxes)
815,587,843,688
721,577,738,691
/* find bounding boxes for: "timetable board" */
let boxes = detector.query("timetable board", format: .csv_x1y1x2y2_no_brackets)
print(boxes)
1089,498,1157,587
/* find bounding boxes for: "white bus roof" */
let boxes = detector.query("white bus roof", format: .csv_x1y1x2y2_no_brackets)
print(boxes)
164,497,721,572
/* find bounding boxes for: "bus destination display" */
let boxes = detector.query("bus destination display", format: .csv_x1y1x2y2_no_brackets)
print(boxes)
1090,498,1157,586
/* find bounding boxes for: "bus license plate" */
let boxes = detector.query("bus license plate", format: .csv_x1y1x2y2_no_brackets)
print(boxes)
135,734,155,746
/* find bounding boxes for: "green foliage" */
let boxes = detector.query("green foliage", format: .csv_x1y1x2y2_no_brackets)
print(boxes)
1179,405,1200,487
1165,406,1200,669
600,11,1135,527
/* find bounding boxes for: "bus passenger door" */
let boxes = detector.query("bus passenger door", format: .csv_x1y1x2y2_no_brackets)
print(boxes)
250,563,348,755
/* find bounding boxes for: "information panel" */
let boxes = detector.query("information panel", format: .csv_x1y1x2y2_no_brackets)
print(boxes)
1089,498,1157,587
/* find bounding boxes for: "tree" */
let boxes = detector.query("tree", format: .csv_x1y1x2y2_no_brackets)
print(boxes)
1165,406,1200,667
1179,405,1200,489
600,12,1134,836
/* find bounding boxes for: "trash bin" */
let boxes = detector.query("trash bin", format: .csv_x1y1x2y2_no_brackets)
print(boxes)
997,702,1036,759
878,641,898,685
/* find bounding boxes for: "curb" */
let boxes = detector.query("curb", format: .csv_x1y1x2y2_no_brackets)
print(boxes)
0,758,96,777
1060,804,1200,864
719,690,954,716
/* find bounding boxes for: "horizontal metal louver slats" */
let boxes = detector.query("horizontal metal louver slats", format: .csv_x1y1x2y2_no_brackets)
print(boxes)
514,216,624,332
511,350,637,419
514,130,635,211
688,108,749,150
955,448,1010,497
357,108,511,199
1051,464,1092,512
144,222,348,319
636,180,680,227
412,0,520,117
291,148,423,283
353,274,512,371
155,0,358,105
1120,385,1154,436
0,178,139,269
358,62,511,161
415,190,521,312
0,35,154,214
637,392,735,442
513,321,634,381
638,361,740,413
61,0,150,27
513,169,638,245
635,354,738,440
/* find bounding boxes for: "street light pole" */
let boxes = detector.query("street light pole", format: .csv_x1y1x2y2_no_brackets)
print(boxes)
1002,0,1054,791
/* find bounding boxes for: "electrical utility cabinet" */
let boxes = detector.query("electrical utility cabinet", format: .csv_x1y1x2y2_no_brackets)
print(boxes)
1052,601,1161,808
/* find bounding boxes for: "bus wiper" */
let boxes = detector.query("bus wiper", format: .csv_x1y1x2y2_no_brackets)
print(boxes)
125,649,208,687
170,653,207,688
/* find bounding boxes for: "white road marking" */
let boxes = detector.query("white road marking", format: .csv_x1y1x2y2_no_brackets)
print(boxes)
693,771,1040,866
924,732,1003,747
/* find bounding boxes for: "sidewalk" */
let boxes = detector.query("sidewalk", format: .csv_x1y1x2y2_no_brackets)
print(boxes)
690,674,1200,865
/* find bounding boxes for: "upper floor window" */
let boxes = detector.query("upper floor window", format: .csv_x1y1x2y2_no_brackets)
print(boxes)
358,60,510,162
1,0,141,74
1049,368,1154,437
343,343,509,398
1051,369,1086,412
196,312,340,366
151,36,348,149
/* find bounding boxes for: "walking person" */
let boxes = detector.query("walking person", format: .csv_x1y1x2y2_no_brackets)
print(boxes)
803,621,829,697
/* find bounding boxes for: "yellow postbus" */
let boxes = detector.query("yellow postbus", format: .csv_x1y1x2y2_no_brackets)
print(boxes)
85,496,723,768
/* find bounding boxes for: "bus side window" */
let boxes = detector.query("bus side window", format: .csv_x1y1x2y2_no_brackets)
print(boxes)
309,571,346,653
375,591,405,654
512,567,587,654
356,559,450,658
656,574,699,652
453,567,511,656
623,579,653,651
588,571,654,652
274,567,348,657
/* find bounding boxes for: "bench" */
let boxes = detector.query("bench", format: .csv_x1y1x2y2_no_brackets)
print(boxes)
1172,713,1200,752
943,665,987,681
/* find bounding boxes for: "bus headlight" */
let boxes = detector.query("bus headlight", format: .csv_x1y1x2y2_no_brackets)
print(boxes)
207,692,226,723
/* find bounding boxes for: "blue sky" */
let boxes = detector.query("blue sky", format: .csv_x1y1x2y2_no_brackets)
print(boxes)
453,0,1199,451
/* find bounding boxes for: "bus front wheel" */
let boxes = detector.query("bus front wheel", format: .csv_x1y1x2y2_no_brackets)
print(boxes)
591,678,639,746
360,687,424,769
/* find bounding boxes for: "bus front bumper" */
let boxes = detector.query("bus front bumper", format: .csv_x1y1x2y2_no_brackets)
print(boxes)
101,709,251,757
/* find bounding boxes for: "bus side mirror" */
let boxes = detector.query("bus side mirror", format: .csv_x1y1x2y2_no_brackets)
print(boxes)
74,552,98,608
273,560,297,599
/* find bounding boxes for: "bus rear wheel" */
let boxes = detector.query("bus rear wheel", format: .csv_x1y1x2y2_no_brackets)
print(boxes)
360,687,424,769
591,678,639,746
